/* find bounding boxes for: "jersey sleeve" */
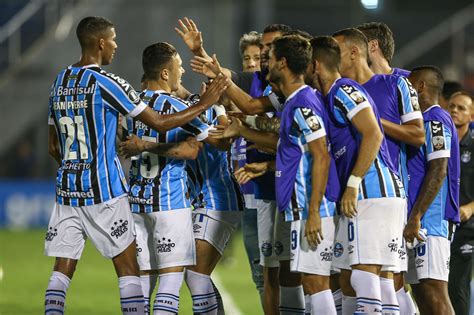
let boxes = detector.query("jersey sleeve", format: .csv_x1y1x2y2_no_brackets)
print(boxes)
334,84,372,121
293,107,326,143
168,97,210,141
396,76,423,123
425,120,451,161
268,92,284,112
94,71,147,117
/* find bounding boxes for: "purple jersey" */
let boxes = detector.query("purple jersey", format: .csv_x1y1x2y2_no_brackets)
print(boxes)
325,78,404,200
392,67,410,77
276,85,340,220
363,74,422,170
407,105,460,228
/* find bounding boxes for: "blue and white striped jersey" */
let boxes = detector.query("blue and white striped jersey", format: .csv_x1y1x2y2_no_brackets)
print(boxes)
48,64,146,206
126,90,209,213
187,108,244,212
325,78,405,200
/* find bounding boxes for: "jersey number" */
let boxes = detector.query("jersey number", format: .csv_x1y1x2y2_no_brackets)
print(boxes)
139,136,159,179
58,116,88,160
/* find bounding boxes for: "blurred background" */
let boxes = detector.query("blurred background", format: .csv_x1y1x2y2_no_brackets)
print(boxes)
0,0,473,314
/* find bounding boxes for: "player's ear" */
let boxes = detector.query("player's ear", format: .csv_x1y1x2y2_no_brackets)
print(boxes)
161,68,169,81
279,57,287,70
98,38,105,51
350,45,358,60
368,40,378,53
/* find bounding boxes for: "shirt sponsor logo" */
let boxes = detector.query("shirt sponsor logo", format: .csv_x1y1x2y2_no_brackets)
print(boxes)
128,195,153,205
56,188,94,198
53,100,89,110
62,162,91,171
51,84,96,97
334,146,346,160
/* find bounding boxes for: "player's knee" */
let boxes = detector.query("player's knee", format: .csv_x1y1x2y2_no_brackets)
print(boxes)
393,272,405,291
302,275,329,295
339,269,356,296
53,258,78,279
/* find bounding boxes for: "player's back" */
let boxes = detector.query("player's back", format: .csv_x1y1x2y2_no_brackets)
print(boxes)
49,65,145,206
324,77,404,200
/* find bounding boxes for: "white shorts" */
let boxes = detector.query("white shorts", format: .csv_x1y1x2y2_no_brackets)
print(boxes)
44,195,135,260
134,208,195,270
382,202,408,273
257,199,291,267
332,197,405,269
192,208,243,255
406,236,450,284
290,216,337,275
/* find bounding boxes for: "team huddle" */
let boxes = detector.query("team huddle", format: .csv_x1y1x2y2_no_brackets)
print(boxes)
44,15,462,315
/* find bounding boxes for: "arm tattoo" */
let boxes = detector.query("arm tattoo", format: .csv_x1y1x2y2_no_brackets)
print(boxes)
143,142,182,158
411,158,448,218
255,116,281,133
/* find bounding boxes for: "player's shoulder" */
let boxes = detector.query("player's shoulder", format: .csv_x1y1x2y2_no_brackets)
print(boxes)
336,81,368,105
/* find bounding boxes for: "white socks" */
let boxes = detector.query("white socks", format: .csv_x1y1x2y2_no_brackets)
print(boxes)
396,288,417,315
350,270,382,315
140,274,158,314
119,276,145,314
211,278,225,315
380,277,400,314
311,289,337,315
153,272,183,315
185,270,218,314
45,271,71,314
279,285,305,314
333,289,343,315
341,295,357,315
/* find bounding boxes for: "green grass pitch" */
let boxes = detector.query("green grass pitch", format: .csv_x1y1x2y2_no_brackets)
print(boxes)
0,229,262,314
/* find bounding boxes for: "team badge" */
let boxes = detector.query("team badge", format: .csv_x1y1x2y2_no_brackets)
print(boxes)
306,116,320,131
128,89,140,104
261,242,273,257
432,136,445,150
411,97,420,111
349,91,365,104
274,241,284,256
461,151,471,163
334,242,344,257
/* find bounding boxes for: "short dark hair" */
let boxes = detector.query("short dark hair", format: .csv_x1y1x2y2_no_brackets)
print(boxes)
310,36,341,71
239,31,261,57
263,24,292,34
142,42,177,81
442,81,463,100
357,22,395,63
411,65,445,95
332,27,369,59
76,16,114,48
283,29,312,40
272,35,312,75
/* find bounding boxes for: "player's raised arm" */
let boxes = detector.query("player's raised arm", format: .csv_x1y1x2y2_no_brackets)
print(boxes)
135,74,229,133
175,17,210,59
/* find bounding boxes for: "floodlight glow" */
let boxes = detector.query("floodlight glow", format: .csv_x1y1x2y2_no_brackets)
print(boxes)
361,0,378,9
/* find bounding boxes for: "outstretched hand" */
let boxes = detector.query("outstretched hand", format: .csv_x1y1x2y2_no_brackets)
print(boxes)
190,54,222,79
175,17,206,55
119,135,145,158
199,74,230,108
234,162,269,184
208,117,242,139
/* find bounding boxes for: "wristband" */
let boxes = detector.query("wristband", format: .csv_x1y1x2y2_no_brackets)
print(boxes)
245,115,257,128
347,175,362,189
212,104,226,117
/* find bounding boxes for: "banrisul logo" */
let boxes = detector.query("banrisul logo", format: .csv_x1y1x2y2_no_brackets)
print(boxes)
157,237,176,253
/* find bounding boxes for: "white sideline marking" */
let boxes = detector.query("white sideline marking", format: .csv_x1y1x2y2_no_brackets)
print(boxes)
213,273,242,315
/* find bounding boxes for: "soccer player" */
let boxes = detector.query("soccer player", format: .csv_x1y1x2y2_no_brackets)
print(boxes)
447,91,474,315
404,66,460,315
356,22,409,77
268,35,340,314
307,35,406,315
45,17,228,315
332,27,425,315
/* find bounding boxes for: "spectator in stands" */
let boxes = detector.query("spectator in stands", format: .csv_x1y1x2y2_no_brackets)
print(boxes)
440,81,463,109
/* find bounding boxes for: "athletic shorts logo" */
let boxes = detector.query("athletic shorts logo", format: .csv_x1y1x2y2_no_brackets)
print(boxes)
45,226,58,241
320,246,333,262
193,223,202,232
110,219,129,239
388,238,399,252
415,258,424,268
156,237,176,253
136,243,142,256
334,242,344,258
261,242,273,257
348,245,354,254
274,241,283,256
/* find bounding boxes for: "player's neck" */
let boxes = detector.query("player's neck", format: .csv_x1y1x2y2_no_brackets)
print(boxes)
320,71,340,96
419,97,438,112
74,52,102,67
353,61,374,85
147,80,171,93
280,74,305,98
370,57,392,75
